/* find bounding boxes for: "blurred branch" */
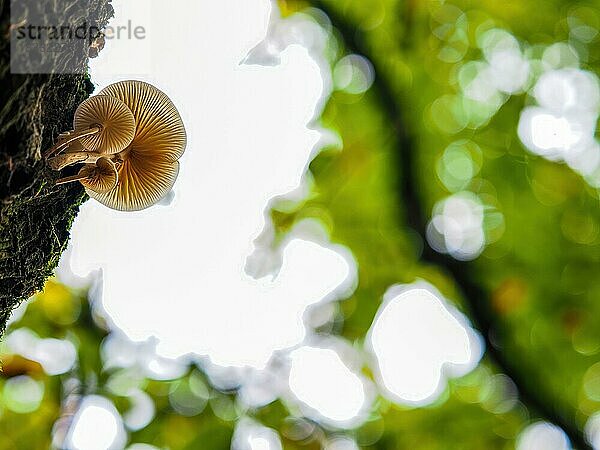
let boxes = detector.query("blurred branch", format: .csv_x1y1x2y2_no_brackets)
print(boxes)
308,2,592,449
399,0,416,50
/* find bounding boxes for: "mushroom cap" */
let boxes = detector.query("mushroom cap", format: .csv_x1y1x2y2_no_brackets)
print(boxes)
87,152,179,211
89,80,186,211
79,157,118,195
73,95,136,154
98,80,186,162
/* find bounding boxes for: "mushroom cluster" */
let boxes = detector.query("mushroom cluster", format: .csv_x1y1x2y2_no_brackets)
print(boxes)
46,80,186,211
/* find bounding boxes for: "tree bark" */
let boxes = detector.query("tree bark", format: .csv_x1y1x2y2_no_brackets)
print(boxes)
0,0,113,333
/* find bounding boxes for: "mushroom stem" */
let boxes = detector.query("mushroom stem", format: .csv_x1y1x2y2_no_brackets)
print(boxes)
44,125,102,158
55,173,90,186
47,151,106,171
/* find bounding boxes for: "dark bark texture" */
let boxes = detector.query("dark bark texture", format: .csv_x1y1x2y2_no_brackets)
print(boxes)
0,0,113,333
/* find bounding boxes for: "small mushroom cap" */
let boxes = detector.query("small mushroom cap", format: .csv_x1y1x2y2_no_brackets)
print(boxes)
87,152,178,211
79,157,118,195
73,95,136,154
98,80,186,161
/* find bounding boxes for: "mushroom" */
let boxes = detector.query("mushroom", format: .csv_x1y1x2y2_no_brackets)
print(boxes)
55,157,118,195
46,140,103,171
98,80,186,162
47,80,187,212
45,94,136,169
87,80,187,211
88,149,181,211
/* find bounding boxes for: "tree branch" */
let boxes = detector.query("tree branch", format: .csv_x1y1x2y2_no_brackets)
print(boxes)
309,2,592,449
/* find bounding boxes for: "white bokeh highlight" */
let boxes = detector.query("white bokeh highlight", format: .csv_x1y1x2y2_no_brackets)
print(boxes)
123,390,155,431
518,66,600,183
101,332,188,381
458,28,530,128
516,422,571,450
287,343,372,428
65,396,127,450
324,437,360,450
427,192,487,261
126,445,161,450
367,282,482,405
3,328,77,376
585,413,600,450
481,29,530,95
231,419,283,450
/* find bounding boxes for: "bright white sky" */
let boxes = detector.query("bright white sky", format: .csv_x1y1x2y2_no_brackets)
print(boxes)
60,0,354,369
47,0,484,444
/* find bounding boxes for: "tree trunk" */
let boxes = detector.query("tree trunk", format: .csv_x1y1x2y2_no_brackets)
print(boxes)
0,0,113,333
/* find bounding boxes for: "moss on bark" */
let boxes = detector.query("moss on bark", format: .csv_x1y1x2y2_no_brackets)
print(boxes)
0,0,113,333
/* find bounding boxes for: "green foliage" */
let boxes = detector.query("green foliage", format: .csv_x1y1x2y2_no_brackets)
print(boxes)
4,0,600,449
278,0,600,447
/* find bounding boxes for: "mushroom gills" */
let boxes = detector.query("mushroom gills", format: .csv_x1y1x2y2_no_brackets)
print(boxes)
44,95,136,160
88,154,180,211
87,80,187,211
56,157,118,195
